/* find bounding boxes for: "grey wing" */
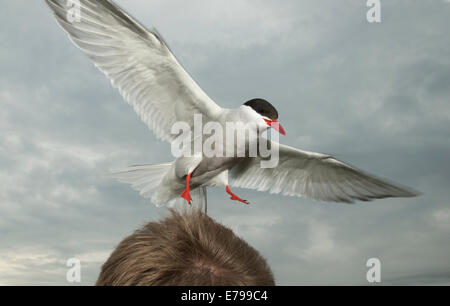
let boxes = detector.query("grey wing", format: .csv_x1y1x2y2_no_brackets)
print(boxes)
230,142,420,203
46,0,222,142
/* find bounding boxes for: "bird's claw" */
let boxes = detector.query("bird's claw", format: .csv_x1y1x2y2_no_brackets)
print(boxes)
181,173,192,205
226,185,249,205
181,189,192,205
230,195,249,205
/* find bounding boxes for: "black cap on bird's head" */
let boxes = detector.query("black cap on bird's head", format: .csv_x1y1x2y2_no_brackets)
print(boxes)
244,98,286,135
244,98,278,120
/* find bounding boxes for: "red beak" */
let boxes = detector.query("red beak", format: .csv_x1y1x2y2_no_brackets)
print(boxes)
264,119,286,136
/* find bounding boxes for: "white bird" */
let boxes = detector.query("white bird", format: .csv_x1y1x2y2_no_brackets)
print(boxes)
46,0,419,209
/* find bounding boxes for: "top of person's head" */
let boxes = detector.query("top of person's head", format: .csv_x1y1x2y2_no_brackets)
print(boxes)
96,209,275,286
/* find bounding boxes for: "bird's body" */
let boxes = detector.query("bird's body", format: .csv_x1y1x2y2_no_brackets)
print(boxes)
141,105,264,206
46,0,419,208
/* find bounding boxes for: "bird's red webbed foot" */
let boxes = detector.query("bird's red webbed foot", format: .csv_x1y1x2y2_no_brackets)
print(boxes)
181,173,192,205
226,185,249,205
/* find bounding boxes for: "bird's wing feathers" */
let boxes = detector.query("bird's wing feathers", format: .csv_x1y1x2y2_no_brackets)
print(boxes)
230,142,419,203
46,0,222,142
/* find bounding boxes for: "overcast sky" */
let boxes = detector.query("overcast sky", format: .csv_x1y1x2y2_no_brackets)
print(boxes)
1,0,449,285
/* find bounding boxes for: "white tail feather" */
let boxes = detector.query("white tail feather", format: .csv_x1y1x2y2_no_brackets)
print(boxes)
111,164,208,211
110,164,171,204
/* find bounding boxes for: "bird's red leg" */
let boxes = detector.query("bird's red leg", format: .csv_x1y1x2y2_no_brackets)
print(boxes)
181,173,192,205
226,185,249,205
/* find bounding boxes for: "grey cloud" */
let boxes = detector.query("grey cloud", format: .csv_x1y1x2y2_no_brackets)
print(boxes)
0,0,449,285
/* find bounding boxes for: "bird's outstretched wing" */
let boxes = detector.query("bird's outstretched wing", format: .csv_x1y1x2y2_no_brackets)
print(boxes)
230,142,419,203
46,0,222,142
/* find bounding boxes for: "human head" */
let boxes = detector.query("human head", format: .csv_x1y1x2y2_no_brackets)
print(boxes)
96,209,275,286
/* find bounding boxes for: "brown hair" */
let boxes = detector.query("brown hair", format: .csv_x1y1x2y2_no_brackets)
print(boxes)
96,209,275,286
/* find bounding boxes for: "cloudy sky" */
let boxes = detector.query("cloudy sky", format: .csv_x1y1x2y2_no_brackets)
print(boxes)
1,0,449,285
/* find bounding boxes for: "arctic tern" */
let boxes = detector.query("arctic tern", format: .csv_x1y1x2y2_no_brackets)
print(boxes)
46,0,419,209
